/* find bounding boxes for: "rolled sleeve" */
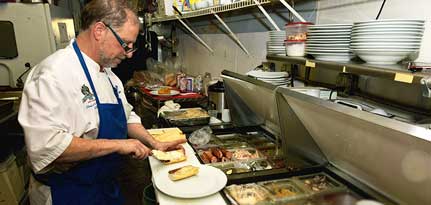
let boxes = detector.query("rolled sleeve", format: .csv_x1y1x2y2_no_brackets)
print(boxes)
18,68,74,173
127,110,142,124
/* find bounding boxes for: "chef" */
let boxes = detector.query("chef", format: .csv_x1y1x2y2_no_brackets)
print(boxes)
18,0,185,204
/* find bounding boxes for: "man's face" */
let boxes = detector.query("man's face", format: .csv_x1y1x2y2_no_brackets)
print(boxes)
99,17,139,68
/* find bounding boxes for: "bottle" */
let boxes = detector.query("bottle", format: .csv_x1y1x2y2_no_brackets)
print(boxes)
195,75,203,94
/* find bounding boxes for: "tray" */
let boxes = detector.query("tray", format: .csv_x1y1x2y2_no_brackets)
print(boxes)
211,159,274,175
284,191,362,205
294,173,345,195
258,179,307,202
162,108,210,126
224,183,273,205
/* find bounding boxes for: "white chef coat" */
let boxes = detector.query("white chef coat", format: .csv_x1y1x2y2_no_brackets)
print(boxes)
18,41,142,205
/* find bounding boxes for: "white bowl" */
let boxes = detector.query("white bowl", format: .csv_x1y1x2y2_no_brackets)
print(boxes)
352,49,418,64
306,52,354,62
350,32,424,39
350,42,421,46
354,19,425,26
350,45,420,50
350,38,422,43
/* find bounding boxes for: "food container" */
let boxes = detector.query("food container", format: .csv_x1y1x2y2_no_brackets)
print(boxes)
257,147,282,157
286,191,362,205
258,179,307,202
224,183,273,205
216,134,249,146
211,162,251,175
210,159,272,175
295,173,344,194
161,108,210,126
285,40,306,57
231,148,261,161
197,146,235,164
245,135,270,144
285,22,312,41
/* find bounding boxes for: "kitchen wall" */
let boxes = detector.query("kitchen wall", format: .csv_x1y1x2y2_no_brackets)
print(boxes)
175,0,431,77
175,0,317,77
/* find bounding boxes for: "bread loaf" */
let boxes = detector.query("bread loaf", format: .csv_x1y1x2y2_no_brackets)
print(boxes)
168,165,199,181
152,149,186,164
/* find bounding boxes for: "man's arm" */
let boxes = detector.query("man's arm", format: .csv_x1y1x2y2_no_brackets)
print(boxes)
127,123,186,151
55,137,151,163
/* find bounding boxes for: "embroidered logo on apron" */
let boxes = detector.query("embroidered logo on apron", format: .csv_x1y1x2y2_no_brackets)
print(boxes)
81,84,96,108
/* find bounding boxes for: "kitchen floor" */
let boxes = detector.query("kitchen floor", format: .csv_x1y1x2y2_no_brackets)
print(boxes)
117,156,153,205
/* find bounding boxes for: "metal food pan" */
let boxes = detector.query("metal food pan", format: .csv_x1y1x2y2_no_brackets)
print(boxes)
162,108,210,126
258,179,308,202
224,183,273,205
293,172,346,195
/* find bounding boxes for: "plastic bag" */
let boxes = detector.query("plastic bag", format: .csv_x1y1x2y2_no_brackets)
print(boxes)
188,126,212,146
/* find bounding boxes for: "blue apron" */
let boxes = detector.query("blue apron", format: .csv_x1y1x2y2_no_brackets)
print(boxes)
41,41,127,205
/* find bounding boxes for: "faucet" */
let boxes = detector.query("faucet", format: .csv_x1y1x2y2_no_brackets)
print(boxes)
16,62,31,88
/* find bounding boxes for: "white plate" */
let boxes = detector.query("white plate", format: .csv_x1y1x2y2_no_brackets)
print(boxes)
307,46,350,51
307,40,351,44
308,24,353,29
308,32,351,36
352,24,424,29
307,29,352,35
351,30,424,36
307,36,351,40
154,165,227,198
145,85,170,91
307,53,354,62
354,19,425,25
307,43,350,47
350,39,422,43
352,27,424,33
350,45,420,50
308,28,352,31
350,42,421,46
150,90,180,96
306,49,350,53
247,70,289,78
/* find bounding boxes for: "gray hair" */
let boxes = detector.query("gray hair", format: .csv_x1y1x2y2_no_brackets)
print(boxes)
80,0,138,31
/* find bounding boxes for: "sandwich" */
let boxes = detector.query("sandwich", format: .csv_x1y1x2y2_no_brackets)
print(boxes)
168,165,200,181
152,149,186,164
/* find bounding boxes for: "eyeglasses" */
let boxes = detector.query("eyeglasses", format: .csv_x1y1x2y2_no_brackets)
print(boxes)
103,22,137,54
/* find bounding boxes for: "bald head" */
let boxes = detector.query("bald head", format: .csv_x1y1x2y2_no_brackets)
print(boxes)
80,0,139,31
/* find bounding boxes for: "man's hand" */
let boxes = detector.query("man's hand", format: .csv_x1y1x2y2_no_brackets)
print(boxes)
117,139,152,160
153,138,187,152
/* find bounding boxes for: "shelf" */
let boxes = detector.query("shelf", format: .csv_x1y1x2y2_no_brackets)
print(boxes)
151,0,272,22
267,55,431,84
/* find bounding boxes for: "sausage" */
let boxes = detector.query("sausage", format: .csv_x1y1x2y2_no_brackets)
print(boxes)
202,151,214,161
200,154,210,164
211,147,223,159
210,156,218,163
221,149,233,159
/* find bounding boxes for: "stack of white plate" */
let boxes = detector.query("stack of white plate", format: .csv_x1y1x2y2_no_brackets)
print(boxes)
350,19,425,64
247,70,290,86
267,31,286,56
305,24,354,62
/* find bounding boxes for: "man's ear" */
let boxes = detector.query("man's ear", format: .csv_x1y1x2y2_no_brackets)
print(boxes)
92,22,106,41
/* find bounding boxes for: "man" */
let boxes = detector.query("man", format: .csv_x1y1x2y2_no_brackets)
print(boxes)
18,1,185,204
